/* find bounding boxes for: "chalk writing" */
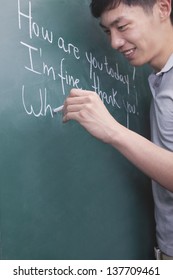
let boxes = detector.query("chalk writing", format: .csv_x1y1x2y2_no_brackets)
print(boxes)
92,72,121,108
85,52,130,94
18,0,139,128
20,41,42,75
58,58,82,95
57,37,80,60
22,85,54,118
18,0,53,43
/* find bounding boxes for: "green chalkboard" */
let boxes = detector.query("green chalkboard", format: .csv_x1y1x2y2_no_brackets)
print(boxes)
0,0,155,260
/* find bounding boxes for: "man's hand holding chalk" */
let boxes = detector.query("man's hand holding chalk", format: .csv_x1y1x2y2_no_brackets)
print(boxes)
62,88,117,144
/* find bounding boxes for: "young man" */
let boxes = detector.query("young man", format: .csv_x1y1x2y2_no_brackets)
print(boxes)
63,0,173,259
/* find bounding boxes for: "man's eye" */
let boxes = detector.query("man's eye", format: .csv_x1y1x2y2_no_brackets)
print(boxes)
104,29,110,36
117,24,127,31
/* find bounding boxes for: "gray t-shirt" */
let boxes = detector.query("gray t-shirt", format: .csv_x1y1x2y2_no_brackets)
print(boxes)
148,54,173,256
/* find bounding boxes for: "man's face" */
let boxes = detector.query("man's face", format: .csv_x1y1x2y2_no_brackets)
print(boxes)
100,3,164,69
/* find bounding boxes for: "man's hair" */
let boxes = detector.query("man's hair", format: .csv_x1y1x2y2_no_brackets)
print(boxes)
90,0,173,24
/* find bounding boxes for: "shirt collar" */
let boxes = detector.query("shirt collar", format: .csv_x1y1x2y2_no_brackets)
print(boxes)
156,53,173,76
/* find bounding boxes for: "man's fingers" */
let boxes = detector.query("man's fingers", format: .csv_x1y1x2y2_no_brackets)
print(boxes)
69,88,97,97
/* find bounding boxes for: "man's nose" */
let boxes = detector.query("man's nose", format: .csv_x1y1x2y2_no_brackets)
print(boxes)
110,33,125,50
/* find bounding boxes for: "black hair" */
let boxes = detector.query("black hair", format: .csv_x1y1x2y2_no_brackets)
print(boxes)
90,0,173,24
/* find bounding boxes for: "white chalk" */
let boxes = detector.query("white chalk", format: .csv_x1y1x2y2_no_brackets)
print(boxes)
53,105,64,113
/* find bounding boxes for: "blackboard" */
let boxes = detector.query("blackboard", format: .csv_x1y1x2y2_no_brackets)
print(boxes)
0,0,155,260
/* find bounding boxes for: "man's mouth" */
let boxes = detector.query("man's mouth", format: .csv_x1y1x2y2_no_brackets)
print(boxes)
122,48,136,59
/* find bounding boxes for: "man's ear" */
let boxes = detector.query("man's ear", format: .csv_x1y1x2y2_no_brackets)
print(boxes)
157,0,172,20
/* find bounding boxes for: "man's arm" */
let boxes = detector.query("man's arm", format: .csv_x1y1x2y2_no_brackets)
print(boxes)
63,89,173,192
